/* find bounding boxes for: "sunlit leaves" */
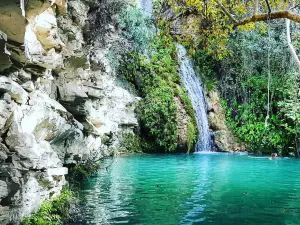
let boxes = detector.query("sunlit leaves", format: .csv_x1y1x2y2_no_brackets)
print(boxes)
158,0,298,59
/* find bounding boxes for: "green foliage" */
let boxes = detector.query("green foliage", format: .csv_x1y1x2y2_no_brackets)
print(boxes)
138,79,178,151
21,187,75,225
187,122,196,153
178,90,198,141
117,33,198,152
191,23,300,155
69,163,100,183
158,0,294,58
118,4,153,53
109,4,198,152
107,3,154,68
222,73,296,154
119,132,143,153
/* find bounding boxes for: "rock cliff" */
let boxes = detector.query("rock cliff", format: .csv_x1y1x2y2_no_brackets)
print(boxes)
0,0,138,223
206,90,246,152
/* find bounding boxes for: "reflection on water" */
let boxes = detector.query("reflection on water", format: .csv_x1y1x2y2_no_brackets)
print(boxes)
76,154,300,225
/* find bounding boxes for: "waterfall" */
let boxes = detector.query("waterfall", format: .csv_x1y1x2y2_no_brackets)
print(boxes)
137,0,153,16
136,0,212,152
177,44,212,152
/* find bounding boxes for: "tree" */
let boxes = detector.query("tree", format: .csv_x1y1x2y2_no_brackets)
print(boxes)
165,0,300,63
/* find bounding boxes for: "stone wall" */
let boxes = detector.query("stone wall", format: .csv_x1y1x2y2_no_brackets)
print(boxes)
0,0,138,224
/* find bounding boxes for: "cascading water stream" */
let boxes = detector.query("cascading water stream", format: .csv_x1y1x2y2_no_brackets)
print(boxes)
136,0,212,152
177,44,212,152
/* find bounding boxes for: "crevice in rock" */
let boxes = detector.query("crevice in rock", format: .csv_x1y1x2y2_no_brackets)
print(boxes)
1,129,10,151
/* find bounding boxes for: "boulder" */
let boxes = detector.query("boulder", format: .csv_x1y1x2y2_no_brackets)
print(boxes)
0,180,8,200
0,76,28,104
58,83,89,116
83,85,105,99
24,24,63,70
21,81,35,92
0,143,9,162
9,69,32,84
32,8,64,51
0,206,9,225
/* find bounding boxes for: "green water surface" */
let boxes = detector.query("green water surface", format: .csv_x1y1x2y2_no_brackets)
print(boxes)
78,153,300,225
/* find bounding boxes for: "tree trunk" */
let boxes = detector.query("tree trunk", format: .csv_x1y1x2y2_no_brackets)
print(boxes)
286,19,300,72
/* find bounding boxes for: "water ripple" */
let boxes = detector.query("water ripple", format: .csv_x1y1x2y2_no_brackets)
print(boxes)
76,154,300,225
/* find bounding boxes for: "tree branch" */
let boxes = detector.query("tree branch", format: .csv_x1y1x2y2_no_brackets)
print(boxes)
214,0,238,23
254,0,259,15
234,10,300,27
265,0,271,14
286,19,300,72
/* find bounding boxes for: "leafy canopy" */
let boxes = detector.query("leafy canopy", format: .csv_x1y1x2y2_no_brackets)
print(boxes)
160,0,298,57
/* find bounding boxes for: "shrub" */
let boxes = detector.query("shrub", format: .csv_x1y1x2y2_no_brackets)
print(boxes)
21,187,75,225
119,132,143,153
138,79,178,151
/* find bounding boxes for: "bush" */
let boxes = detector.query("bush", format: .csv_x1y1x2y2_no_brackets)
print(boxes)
119,132,143,153
21,187,75,225
107,4,154,68
68,163,100,185
138,79,178,151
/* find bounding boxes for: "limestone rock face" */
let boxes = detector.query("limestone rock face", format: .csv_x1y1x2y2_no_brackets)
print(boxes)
0,0,140,223
0,77,28,104
58,83,89,116
206,90,246,152
0,31,12,72
0,0,26,44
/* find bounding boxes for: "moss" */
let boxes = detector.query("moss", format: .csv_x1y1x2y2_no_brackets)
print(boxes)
187,122,197,153
21,187,76,225
179,90,199,141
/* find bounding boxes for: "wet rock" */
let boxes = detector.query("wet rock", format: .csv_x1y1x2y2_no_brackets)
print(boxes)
174,96,189,151
206,90,246,152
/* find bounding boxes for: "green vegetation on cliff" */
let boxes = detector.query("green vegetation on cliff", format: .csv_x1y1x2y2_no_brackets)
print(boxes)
21,187,75,225
109,4,198,152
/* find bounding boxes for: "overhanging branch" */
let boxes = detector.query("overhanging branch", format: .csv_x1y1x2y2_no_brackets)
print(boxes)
213,0,300,28
234,10,300,27
214,0,238,23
